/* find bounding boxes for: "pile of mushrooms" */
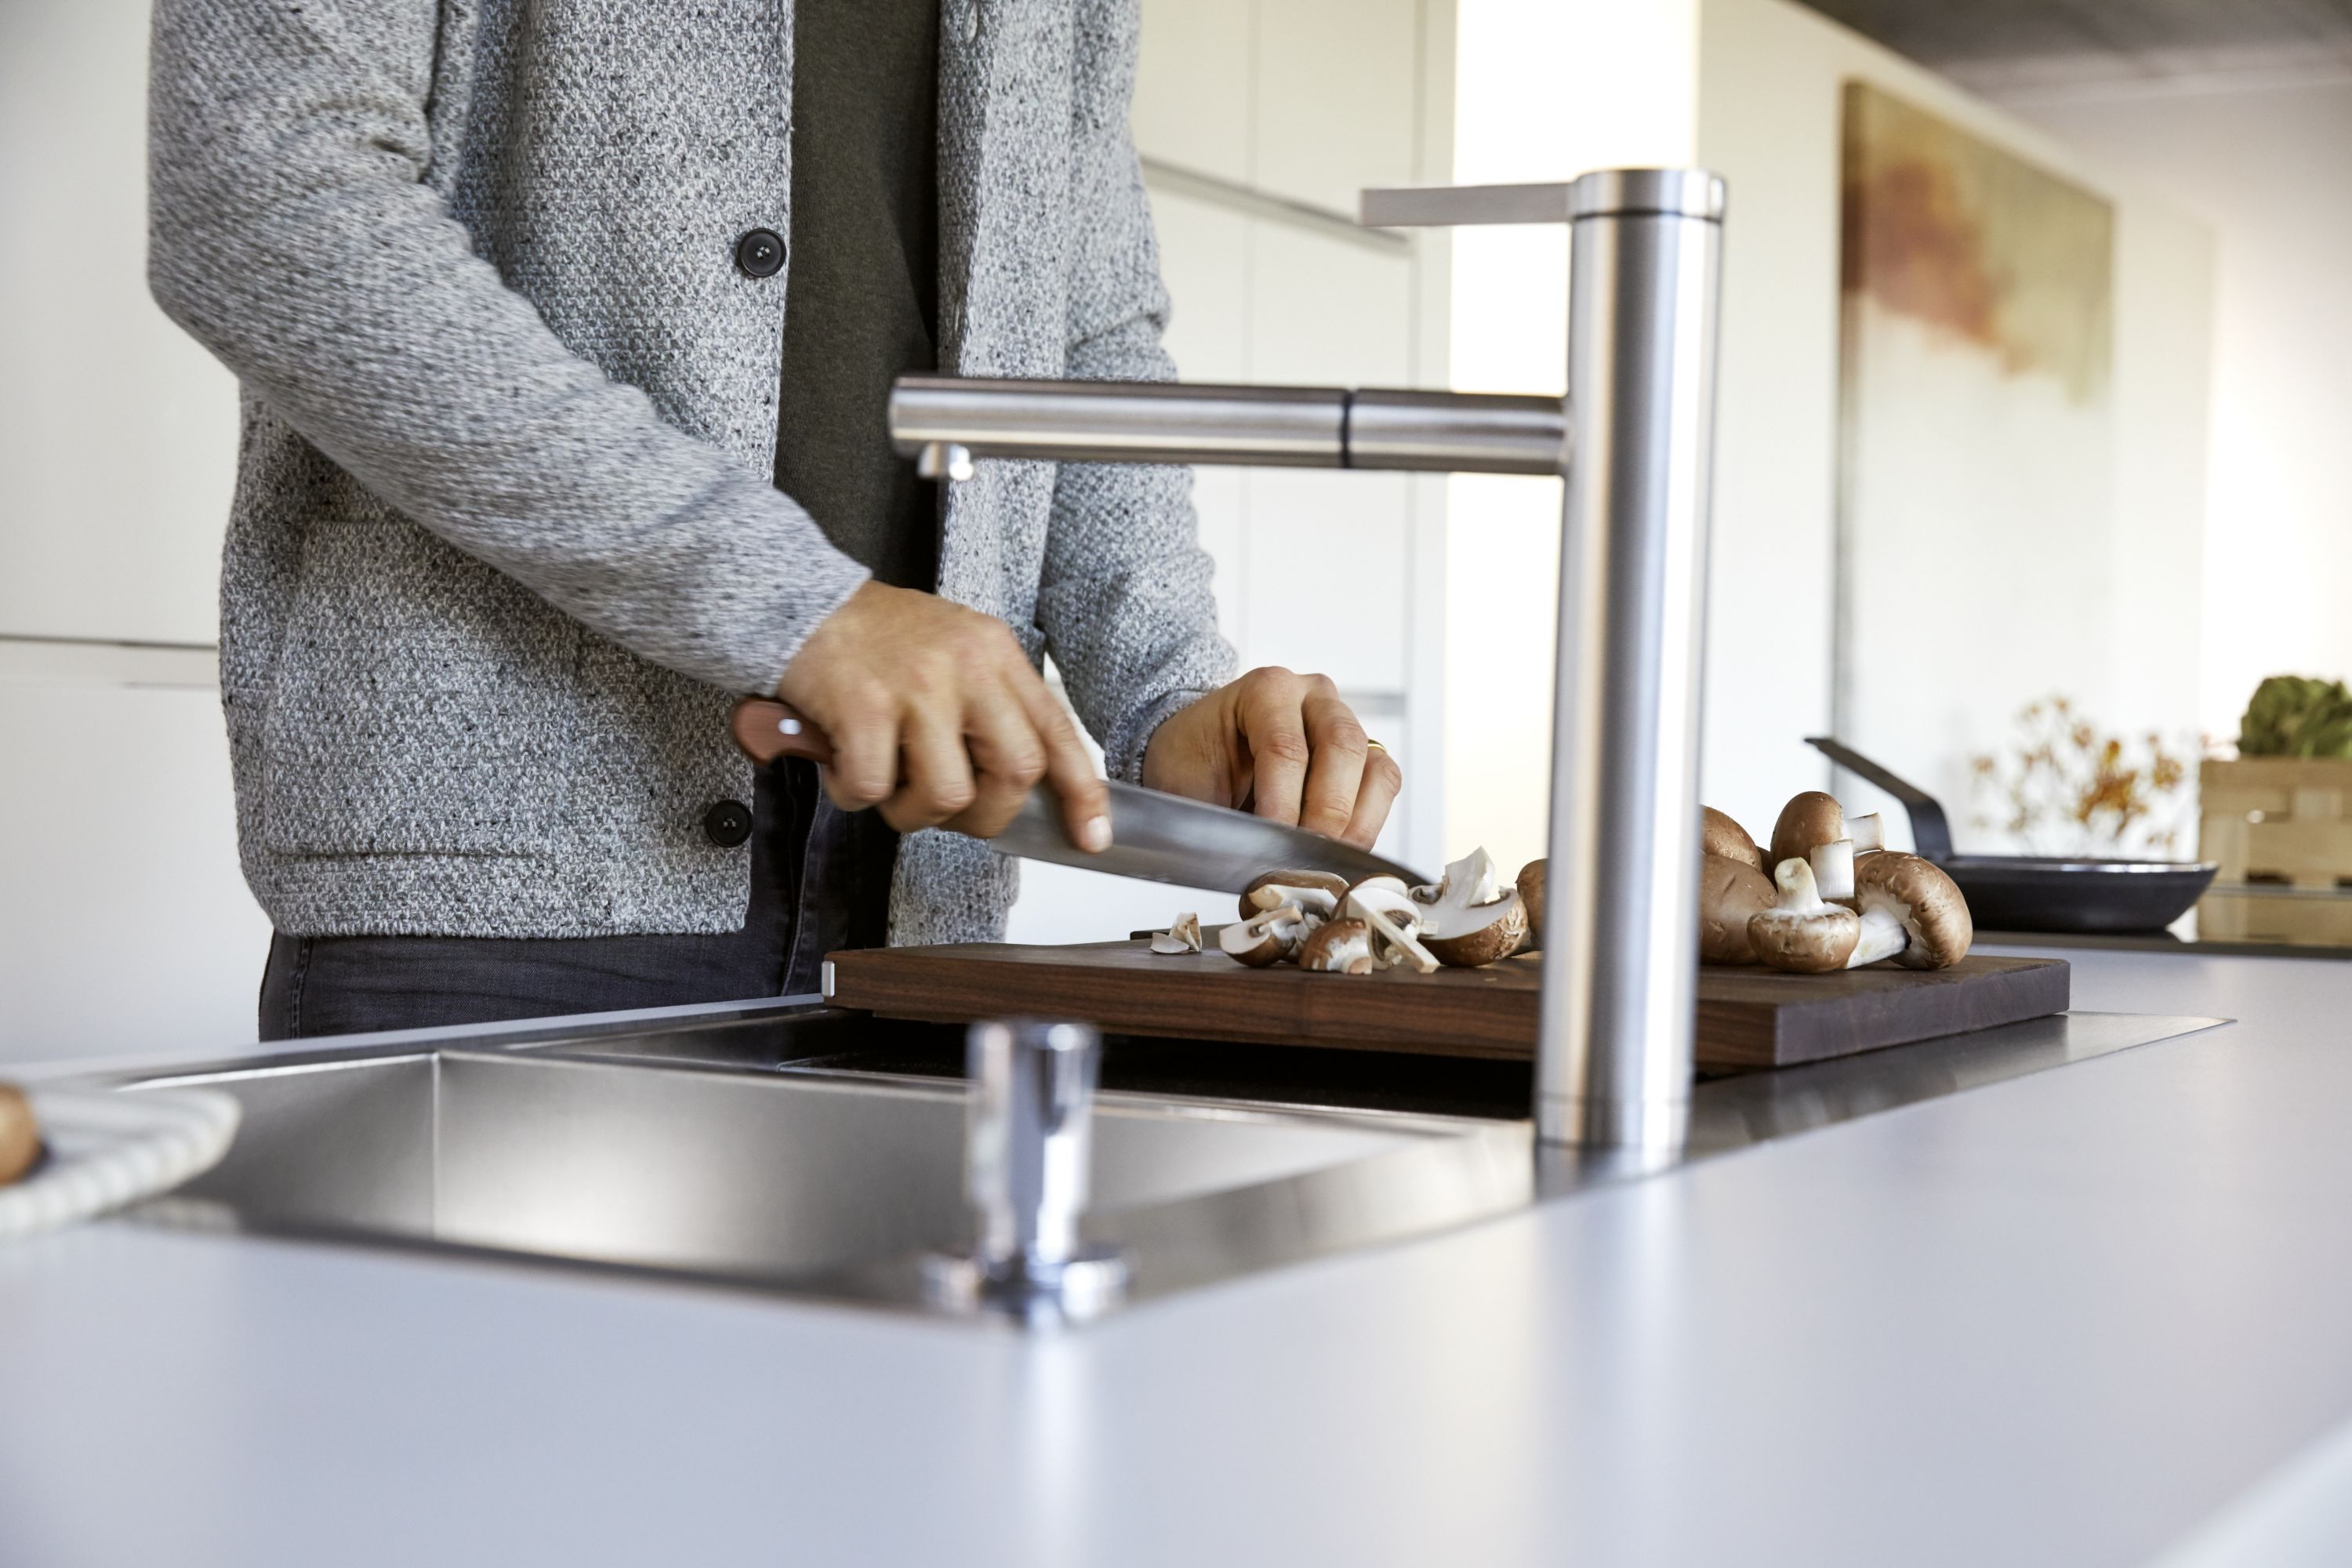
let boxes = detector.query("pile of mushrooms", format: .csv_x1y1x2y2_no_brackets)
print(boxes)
1698,793,1973,972
1208,848,1536,975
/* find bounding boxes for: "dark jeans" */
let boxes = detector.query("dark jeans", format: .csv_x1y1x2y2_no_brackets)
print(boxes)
258,762,895,1040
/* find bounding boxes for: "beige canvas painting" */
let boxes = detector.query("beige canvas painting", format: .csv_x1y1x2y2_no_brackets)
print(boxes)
1836,82,2117,847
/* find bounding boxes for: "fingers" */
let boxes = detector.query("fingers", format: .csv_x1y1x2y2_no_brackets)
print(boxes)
1007,663,1112,852
1238,670,1316,828
819,681,900,814
1343,743,1403,849
878,702,977,833
1297,683,1370,839
945,674,1050,840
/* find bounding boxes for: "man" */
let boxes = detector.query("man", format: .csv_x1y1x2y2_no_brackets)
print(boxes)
147,0,1398,1038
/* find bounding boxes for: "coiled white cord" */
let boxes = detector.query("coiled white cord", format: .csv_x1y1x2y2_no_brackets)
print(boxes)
0,1087,242,1241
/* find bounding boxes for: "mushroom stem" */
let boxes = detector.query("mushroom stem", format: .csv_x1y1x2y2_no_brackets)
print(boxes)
1849,905,1909,967
1809,839,1857,904
1348,888,1441,974
1847,813,1886,854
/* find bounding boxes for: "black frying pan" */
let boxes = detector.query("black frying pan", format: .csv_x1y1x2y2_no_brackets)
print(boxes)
1806,737,2218,935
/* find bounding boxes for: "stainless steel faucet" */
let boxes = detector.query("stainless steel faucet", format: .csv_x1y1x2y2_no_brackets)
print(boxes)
889,168,1725,1158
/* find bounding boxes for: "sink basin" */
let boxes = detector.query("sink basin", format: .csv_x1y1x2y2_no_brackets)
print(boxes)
73,1000,2224,1320
119,1028,1530,1313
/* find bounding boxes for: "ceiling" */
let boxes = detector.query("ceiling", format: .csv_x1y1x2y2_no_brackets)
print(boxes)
1798,0,2352,95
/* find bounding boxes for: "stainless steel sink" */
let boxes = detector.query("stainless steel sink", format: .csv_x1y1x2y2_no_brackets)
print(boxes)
71,1000,2226,1322
114,1024,1531,1314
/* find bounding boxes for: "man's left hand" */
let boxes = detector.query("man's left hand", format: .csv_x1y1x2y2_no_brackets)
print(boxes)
1142,667,1401,849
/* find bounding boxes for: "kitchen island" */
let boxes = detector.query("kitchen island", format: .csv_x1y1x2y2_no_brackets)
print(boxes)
4,946,2350,1566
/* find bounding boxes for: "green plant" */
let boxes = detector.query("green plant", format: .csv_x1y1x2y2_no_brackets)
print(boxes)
2238,675,2352,760
1969,695,2195,857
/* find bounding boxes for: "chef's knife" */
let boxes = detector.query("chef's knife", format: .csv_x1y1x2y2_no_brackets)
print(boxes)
729,697,1425,892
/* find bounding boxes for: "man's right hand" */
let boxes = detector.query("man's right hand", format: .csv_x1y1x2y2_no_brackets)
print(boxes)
776,582,1112,850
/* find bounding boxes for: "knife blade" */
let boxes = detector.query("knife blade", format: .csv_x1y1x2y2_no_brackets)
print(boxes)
729,697,1425,893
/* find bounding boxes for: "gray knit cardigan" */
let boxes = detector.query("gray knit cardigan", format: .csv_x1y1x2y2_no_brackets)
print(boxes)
147,0,1234,942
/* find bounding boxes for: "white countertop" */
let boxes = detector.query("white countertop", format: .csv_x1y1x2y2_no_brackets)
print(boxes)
5,947,2351,1567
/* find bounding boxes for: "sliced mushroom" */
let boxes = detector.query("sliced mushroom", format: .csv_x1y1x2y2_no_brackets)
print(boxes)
1299,918,1379,975
1149,913,1203,955
1220,904,1309,967
1516,858,1546,949
1769,791,1848,873
1345,881,1442,974
1237,869,1348,922
1849,852,1973,970
1698,852,1776,965
1403,848,1527,967
1748,857,1860,973
1702,807,1764,872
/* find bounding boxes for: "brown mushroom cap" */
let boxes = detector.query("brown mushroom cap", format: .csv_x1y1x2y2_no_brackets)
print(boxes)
1697,853,1776,965
1853,852,1973,970
1769,791,1847,873
1701,808,1764,872
1515,859,1546,949
1299,918,1377,975
0,1083,38,1187
1238,869,1348,922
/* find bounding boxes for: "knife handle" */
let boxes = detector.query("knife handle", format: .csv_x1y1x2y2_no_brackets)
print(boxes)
729,698,837,768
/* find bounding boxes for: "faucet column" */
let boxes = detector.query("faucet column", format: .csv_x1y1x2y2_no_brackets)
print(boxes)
1537,171,1725,1154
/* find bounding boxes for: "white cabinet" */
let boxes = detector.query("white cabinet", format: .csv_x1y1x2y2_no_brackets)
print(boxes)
1132,0,1254,184
0,666,270,1065
0,0,239,645
1253,0,1424,214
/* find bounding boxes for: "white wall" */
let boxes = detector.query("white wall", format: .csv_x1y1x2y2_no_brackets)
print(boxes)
1690,0,2213,848
1441,0,1700,877
1994,78,2352,743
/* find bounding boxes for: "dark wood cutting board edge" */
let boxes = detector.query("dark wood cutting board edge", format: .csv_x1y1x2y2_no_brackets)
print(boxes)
826,942,2072,1072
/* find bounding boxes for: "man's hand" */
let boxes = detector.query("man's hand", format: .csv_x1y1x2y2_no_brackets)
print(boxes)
778,583,1111,848
1142,667,1400,849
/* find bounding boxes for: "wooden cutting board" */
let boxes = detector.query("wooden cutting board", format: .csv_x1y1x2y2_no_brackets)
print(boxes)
826,941,2071,1071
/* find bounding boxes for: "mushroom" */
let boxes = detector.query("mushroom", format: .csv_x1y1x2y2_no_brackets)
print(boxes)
1846,813,1887,854
1515,858,1547,950
1747,857,1860,973
1809,838,1857,905
0,1083,37,1187
1299,918,1379,975
1697,852,1777,965
1405,848,1528,967
1237,869,1348,922
1769,790,1850,873
1149,913,1203,955
1220,904,1310,967
1344,880,1442,974
1702,807,1764,872
1849,852,1973,970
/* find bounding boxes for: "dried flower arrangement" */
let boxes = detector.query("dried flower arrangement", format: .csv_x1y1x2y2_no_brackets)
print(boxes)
1969,695,2198,858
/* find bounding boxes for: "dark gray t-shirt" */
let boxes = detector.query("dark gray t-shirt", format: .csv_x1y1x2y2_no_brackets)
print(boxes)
774,0,942,592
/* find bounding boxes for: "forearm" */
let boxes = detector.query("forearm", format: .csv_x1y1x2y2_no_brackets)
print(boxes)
147,0,864,695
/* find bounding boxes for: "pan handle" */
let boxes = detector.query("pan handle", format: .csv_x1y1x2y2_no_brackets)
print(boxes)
1804,736,1954,861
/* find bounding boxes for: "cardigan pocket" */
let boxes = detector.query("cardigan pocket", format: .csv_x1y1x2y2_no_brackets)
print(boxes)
258,520,577,858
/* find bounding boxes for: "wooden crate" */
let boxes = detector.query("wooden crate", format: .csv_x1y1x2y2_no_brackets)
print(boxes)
2200,757,2352,888
2199,758,2352,942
